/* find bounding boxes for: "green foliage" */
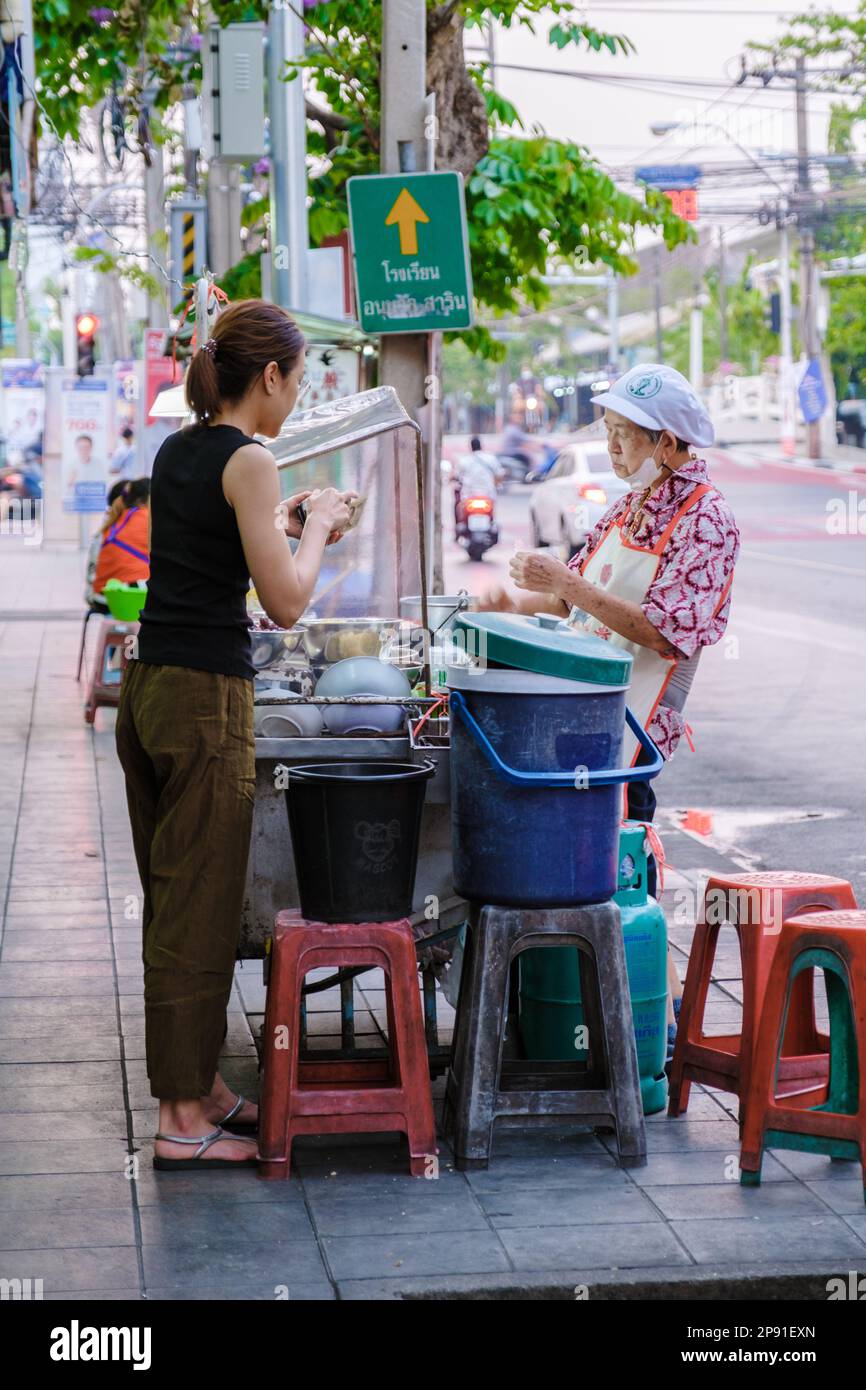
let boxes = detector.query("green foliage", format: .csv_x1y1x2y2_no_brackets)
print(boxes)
548,20,634,55
33,0,693,357
71,243,162,300
296,4,692,356
215,251,262,303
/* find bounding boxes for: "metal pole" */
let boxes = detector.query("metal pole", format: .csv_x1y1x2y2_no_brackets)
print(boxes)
267,4,309,311
486,16,496,85
606,269,619,374
654,243,664,362
796,54,820,459
778,213,796,457
144,146,169,330
689,302,703,390
717,227,728,366
207,159,243,279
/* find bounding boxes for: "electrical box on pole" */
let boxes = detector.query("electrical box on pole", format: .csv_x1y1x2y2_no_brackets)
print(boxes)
201,22,266,162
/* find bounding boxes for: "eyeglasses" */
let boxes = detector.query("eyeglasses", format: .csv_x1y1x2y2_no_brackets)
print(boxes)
297,374,311,401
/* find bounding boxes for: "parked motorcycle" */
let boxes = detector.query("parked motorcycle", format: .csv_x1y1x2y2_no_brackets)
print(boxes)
455,492,499,561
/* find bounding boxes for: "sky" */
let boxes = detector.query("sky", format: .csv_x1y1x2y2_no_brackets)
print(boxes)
482,0,866,232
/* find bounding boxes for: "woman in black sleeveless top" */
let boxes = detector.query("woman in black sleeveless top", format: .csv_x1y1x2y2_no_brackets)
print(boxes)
116,300,352,1170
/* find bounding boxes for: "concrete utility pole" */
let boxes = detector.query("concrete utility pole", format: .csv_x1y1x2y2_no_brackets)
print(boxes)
795,54,820,460
380,1,428,405
267,3,309,311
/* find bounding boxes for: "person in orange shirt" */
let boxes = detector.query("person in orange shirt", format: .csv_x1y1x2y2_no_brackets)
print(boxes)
93,478,150,594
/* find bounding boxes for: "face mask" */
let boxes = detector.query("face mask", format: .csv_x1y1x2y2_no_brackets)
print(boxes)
627,445,663,493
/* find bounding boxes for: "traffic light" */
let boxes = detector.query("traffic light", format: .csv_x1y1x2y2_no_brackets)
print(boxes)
75,312,99,377
768,292,781,336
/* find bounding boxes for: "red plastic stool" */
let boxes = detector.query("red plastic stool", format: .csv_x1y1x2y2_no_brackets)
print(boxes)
257,910,438,1179
740,910,866,1202
83,617,138,725
668,871,856,1120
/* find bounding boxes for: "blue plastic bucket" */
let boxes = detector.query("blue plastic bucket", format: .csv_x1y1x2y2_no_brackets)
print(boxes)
448,667,662,906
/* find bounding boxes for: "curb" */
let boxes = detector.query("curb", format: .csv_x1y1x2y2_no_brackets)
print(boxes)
335,1261,862,1301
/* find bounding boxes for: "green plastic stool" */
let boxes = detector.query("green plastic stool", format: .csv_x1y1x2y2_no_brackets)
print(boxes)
739,918,866,1205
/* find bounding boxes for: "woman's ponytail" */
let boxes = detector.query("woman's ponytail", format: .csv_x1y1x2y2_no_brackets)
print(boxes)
182,301,305,427
184,344,222,423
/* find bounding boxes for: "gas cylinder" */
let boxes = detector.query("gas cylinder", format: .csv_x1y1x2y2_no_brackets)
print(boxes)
518,821,669,1114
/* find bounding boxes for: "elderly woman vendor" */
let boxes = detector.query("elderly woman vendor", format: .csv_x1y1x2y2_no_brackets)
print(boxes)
485,364,740,1048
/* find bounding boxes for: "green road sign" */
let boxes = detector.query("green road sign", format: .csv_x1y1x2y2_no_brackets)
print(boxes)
347,171,474,334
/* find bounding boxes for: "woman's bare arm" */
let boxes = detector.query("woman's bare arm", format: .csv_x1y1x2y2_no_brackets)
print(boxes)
222,443,349,628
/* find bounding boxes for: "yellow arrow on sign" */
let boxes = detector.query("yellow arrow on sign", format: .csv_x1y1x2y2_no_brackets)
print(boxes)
384,187,430,255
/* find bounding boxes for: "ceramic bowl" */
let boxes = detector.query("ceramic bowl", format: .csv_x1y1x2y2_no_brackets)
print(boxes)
315,656,412,700
322,702,406,737
255,702,324,738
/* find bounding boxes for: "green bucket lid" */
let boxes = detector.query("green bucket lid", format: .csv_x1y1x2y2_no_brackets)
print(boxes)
452,612,633,687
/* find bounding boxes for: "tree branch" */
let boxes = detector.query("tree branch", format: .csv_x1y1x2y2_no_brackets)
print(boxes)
305,98,351,132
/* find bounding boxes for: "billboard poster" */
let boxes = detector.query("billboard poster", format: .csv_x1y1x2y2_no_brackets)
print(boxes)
305,345,360,406
1,360,45,467
60,378,111,513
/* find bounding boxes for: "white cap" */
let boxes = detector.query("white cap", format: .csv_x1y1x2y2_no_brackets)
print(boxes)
593,364,714,447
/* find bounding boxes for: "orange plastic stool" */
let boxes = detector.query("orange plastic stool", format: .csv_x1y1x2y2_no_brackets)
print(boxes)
668,871,856,1120
740,910,866,1201
83,617,138,725
257,910,438,1180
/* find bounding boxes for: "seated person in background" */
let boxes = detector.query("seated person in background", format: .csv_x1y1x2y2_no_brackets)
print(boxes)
84,480,127,609
93,478,151,596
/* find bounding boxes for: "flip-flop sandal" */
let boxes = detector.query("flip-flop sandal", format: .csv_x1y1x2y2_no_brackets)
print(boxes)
153,1126,258,1171
214,1092,258,1133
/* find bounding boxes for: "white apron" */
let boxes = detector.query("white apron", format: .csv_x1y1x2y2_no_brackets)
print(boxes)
568,482,732,768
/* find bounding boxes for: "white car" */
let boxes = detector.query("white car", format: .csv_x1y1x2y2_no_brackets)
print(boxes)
528,442,628,557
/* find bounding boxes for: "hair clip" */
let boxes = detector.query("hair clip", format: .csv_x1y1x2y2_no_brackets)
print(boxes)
202,339,217,357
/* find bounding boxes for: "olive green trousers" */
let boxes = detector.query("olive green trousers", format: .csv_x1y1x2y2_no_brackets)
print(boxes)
115,661,255,1100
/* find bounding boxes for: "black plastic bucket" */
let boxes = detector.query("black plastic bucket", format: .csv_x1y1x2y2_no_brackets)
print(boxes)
285,760,436,923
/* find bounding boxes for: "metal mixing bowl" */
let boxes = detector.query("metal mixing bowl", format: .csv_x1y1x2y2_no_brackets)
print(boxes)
249,623,307,671
301,617,404,666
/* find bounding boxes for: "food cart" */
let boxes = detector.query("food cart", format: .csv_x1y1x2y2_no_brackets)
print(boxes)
238,386,466,992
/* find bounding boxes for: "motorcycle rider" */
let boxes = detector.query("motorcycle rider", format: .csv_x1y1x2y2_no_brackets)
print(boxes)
454,436,503,535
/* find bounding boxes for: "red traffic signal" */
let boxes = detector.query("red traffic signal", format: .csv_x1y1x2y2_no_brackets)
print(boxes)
75,312,99,377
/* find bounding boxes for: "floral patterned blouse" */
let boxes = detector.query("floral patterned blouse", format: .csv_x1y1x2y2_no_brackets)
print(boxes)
567,456,740,759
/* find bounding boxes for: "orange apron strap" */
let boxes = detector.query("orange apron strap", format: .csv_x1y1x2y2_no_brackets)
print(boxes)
651,482,715,554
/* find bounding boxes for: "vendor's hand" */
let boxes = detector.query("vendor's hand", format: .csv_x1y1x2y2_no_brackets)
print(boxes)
509,549,568,595
279,490,313,540
306,487,354,537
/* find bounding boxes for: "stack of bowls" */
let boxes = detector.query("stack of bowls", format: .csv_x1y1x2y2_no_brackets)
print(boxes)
315,656,411,736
